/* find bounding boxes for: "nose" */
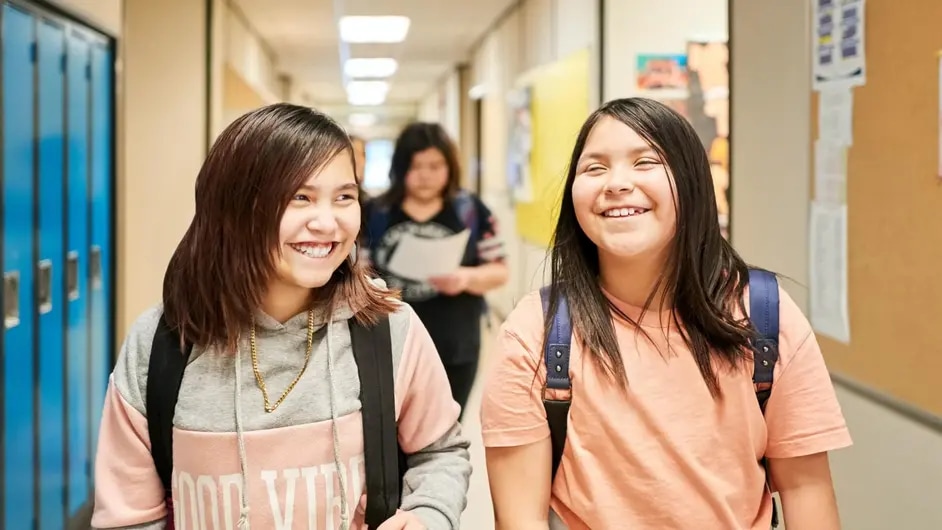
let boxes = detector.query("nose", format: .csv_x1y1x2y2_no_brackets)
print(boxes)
305,206,339,233
604,167,636,193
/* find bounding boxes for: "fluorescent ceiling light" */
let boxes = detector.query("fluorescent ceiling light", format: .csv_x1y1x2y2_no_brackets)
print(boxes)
344,58,398,78
348,112,378,128
347,80,389,106
339,16,411,43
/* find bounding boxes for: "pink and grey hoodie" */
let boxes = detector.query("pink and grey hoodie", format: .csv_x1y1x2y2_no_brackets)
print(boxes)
91,294,472,530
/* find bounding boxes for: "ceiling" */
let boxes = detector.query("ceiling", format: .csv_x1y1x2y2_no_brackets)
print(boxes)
232,0,516,123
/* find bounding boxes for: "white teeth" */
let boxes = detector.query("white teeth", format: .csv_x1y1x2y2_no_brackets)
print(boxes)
604,207,648,218
290,243,333,258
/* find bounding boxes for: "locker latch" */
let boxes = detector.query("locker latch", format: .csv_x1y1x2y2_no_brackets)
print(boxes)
3,270,20,329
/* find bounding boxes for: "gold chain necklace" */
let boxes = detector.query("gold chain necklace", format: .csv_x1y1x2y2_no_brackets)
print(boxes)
250,309,315,413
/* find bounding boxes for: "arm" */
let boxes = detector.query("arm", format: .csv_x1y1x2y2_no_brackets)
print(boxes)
461,261,508,295
486,442,553,530
762,288,852,529
91,379,167,529
92,308,168,530
768,452,841,530
468,197,508,296
480,293,555,528
395,308,472,529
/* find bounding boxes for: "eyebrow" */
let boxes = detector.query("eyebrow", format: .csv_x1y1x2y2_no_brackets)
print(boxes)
578,146,659,165
299,182,359,193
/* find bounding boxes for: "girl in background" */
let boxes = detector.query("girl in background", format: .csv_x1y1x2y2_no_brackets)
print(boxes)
363,122,508,419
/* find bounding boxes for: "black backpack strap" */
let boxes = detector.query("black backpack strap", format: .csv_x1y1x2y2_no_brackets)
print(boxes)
539,286,572,480
146,315,192,503
349,316,401,527
747,268,781,528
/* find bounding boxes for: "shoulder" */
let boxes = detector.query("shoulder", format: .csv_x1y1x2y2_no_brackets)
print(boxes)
112,303,166,415
772,285,815,369
498,289,547,356
744,277,813,368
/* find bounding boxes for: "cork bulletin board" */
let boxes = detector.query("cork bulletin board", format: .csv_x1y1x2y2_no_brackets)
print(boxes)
810,0,942,418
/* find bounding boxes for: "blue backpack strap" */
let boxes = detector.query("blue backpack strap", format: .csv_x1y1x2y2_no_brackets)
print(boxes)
539,286,572,480
747,268,781,528
365,202,390,253
453,190,480,246
747,268,780,412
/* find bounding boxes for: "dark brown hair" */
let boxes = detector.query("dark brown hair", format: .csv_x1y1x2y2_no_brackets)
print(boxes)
546,98,757,398
379,121,462,206
163,103,399,351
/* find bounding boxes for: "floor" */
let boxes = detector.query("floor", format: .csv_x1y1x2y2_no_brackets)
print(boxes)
458,327,496,529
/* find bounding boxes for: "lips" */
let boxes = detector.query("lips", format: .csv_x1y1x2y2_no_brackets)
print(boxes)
289,242,335,259
602,207,650,218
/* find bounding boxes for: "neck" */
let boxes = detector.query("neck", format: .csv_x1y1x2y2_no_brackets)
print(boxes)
261,282,312,323
598,251,671,311
403,194,443,210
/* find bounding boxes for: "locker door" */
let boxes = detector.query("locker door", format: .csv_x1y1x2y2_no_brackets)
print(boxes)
37,17,67,530
2,5,38,530
89,40,113,476
65,29,91,515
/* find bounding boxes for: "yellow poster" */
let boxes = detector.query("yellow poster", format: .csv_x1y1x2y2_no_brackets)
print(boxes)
514,48,591,246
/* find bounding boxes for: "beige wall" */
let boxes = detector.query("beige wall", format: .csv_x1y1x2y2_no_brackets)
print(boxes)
119,0,209,337
731,0,942,527
45,0,121,36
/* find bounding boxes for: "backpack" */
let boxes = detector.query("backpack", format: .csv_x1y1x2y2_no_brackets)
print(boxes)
145,315,406,528
539,268,781,528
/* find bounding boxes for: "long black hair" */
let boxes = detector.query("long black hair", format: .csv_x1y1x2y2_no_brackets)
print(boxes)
545,97,755,397
379,121,462,207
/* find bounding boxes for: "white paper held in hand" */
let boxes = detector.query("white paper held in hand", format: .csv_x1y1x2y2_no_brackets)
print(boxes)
385,229,471,281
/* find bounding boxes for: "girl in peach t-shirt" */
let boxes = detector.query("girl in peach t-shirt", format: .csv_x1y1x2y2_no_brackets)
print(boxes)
480,98,852,530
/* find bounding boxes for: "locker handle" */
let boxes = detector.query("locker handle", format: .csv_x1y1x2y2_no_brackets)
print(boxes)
37,260,53,314
67,251,80,301
3,270,20,329
90,245,102,290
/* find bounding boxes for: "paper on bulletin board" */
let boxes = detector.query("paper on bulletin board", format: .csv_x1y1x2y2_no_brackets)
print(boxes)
938,52,942,180
818,87,854,145
813,0,866,90
814,140,848,204
809,201,850,344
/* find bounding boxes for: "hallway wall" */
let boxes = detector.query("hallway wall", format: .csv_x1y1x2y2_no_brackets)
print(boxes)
732,0,941,527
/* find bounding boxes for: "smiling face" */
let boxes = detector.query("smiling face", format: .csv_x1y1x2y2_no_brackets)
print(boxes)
272,151,360,294
571,116,677,264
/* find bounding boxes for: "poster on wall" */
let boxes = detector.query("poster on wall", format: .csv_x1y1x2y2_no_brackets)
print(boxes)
813,0,866,89
507,86,534,203
685,40,730,239
635,54,688,91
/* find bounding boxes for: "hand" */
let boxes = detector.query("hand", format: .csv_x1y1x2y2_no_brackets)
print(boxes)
427,267,472,296
376,510,426,529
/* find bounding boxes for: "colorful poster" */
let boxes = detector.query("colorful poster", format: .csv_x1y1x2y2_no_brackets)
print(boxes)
636,54,688,90
685,40,730,239
507,87,534,202
813,0,866,89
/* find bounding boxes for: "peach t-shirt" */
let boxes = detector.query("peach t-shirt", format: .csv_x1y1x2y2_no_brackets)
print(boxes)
480,286,852,529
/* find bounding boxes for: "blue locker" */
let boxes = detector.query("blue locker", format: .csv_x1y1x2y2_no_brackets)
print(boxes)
89,40,113,479
66,29,91,514
2,4,38,530
37,17,67,530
